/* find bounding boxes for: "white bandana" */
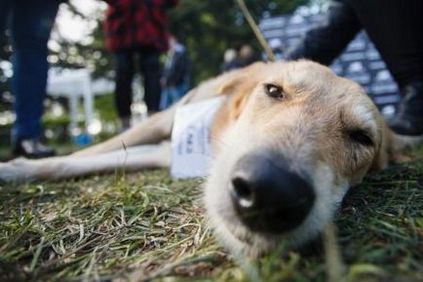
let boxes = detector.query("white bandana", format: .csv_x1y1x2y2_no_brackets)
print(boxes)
170,96,226,178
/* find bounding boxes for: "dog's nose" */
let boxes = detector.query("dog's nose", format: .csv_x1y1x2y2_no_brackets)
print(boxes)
230,153,315,234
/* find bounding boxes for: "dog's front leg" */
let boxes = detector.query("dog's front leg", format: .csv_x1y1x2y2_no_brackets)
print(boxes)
0,143,171,183
72,106,177,157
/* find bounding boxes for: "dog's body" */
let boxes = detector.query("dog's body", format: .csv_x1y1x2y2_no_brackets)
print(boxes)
0,60,407,256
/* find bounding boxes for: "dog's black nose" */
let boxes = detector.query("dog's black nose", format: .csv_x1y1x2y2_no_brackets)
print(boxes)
230,153,315,234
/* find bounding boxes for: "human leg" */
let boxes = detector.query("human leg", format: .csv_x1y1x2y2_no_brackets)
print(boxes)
349,0,423,137
350,0,423,88
0,0,11,42
284,0,361,65
139,47,162,113
114,51,135,130
10,0,59,157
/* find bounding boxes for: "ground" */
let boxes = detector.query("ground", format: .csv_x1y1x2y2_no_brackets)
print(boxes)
1,148,423,281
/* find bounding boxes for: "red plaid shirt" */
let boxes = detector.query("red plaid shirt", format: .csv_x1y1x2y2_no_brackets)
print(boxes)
104,0,178,52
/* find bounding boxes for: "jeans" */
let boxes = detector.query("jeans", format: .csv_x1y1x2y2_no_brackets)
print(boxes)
114,47,162,118
0,0,60,141
159,83,189,110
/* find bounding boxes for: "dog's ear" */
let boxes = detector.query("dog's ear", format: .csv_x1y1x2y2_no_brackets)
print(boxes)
218,74,247,96
218,62,266,95
218,62,266,120
216,77,252,120
229,90,250,120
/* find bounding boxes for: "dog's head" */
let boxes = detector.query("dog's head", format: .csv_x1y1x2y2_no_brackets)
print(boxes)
205,60,393,257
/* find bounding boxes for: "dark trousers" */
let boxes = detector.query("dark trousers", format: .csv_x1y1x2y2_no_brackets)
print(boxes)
114,47,162,118
0,0,60,140
286,0,423,88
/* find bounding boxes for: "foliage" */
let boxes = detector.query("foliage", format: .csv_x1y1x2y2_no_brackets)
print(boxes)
51,1,113,80
168,0,307,83
94,93,118,123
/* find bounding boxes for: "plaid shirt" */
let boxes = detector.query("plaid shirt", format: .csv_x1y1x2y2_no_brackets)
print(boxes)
104,0,178,52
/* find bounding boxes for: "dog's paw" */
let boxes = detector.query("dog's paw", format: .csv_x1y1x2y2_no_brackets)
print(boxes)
0,158,34,183
391,152,413,163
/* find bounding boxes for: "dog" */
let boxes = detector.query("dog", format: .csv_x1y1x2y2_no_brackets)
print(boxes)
0,60,409,257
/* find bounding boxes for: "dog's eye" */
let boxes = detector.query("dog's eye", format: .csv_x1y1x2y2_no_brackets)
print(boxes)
348,129,374,146
264,84,283,99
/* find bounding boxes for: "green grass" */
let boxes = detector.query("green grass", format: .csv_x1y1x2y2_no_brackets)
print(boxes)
1,153,423,281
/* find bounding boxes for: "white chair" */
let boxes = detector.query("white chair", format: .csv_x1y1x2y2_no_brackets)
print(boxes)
47,68,94,134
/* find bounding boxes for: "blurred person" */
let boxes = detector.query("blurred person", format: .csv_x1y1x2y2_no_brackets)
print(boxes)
220,48,239,73
103,0,178,130
285,0,423,138
159,35,191,110
237,44,258,68
0,0,63,158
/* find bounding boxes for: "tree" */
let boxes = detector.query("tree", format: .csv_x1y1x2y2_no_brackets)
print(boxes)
169,0,307,83
51,1,113,79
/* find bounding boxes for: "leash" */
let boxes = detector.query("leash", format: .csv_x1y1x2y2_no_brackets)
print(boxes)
234,0,276,62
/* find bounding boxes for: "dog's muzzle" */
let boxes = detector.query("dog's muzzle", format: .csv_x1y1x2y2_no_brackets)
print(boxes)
230,153,315,234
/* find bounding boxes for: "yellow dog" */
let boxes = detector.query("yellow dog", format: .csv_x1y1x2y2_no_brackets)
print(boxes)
0,60,409,257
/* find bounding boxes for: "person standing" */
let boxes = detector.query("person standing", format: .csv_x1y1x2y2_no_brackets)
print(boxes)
285,0,423,138
0,0,63,158
220,48,239,73
159,35,191,110
237,44,258,68
104,0,178,130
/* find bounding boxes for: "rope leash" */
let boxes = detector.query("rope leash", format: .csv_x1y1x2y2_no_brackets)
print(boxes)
234,0,276,62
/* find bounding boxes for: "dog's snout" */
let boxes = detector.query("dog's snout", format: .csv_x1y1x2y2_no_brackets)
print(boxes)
230,153,315,234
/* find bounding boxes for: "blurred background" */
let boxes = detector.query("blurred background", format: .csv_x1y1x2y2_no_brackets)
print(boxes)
1,0,399,160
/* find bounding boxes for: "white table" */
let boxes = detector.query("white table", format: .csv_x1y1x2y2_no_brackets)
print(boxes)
47,68,116,135
47,68,94,134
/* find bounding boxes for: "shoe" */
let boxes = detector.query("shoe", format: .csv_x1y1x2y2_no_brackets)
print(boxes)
388,82,423,137
12,138,56,159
